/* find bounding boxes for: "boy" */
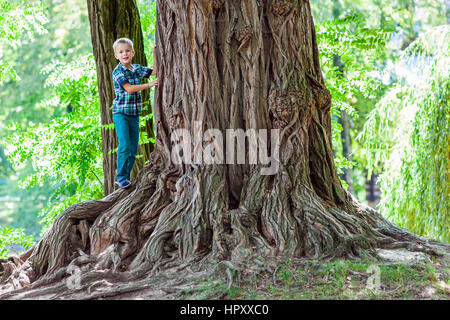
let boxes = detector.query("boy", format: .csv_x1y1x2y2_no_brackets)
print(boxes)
112,37,158,189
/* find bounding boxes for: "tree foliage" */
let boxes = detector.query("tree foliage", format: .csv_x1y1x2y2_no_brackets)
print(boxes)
6,54,103,234
359,26,450,241
0,225,34,258
0,0,92,248
0,0,48,254
315,12,392,180
0,0,47,84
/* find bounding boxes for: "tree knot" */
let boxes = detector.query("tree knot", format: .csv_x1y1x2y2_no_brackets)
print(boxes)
235,25,253,46
313,86,332,111
166,175,179,194
169,114,185,130
212,0,225,11
271,0,295,16
268,87,311,128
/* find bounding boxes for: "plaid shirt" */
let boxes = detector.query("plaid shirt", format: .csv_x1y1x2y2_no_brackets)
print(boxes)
112,63,153,115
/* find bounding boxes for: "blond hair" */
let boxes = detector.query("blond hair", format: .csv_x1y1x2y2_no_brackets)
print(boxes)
113,38,134,52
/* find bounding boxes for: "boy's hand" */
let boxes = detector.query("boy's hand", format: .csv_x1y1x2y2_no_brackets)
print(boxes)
147,78,158,88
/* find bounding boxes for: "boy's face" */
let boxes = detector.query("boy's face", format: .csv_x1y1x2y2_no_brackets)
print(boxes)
114,42,135,66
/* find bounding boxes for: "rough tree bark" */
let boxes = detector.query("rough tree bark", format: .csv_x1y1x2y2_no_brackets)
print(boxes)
87,0,155,196
0,0,448,299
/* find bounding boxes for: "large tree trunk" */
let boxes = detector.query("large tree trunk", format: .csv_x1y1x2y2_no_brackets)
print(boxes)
1,0,448,299
87,0,155,196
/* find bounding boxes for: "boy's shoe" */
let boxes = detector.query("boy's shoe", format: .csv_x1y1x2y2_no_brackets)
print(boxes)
115,178,131,189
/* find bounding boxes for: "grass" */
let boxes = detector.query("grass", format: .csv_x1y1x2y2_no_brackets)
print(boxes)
178,257,450,300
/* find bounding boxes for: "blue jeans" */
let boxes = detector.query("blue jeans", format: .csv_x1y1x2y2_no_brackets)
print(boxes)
113,113,139,181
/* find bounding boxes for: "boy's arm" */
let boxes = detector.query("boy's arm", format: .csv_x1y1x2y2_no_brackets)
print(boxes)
122,80,158,93
113,67,158,93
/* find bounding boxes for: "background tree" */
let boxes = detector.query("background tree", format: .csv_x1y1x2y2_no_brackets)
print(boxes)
0,0,92,240
6,54,104,236
0,0,51,252
311,0,448,199
1,0,448,299
87,0,155,196
359,26,450,242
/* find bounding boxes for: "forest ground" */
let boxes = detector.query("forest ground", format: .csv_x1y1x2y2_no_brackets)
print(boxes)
10,248,443,300
114,251,450,300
